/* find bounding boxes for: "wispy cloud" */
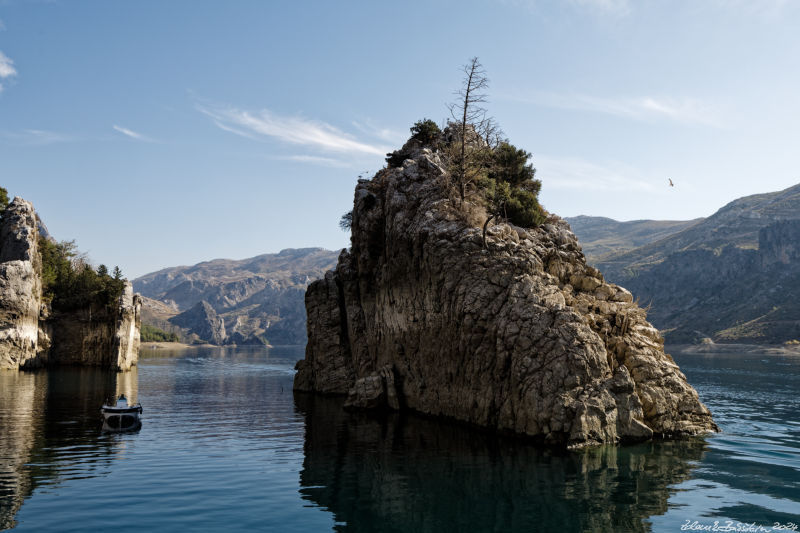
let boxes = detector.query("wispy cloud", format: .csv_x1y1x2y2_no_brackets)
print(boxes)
351,119,405,145
0,19,6,31
499,0,630,16
568,0,630,15
713,0,788,17
0,129,76,145
0,50,17,92
510,91,722,127
276,155,352,168
197,103,390,156
536,154,660,192
113,125,154,142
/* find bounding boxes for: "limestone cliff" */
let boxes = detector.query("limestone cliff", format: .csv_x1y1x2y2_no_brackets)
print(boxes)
295,139,717,448
0,199,44,369
0,197,141,371
46,283,142,370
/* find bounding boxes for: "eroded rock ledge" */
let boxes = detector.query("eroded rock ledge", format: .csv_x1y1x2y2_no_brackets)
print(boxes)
295,142,717,448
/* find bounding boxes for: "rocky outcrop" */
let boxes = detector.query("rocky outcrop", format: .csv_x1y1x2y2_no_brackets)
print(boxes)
0,199,44,369
169,300,226,344
0,196,141,371
759,219,800,267
46,283,142,370
295,139,717,448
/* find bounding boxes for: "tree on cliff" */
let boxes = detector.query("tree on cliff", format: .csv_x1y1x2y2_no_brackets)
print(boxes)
448,57,490,202
0,187,8,215
479,143,546,247
39,236,126,311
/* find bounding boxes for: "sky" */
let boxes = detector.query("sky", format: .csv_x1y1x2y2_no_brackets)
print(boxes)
2,0,800,278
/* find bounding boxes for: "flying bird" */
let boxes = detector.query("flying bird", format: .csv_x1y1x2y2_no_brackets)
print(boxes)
668,178,674,187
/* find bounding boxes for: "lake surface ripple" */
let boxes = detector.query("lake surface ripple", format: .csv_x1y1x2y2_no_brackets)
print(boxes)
0,346,797,532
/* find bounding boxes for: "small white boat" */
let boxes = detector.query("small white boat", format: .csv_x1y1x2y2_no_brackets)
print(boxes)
101,394,142,432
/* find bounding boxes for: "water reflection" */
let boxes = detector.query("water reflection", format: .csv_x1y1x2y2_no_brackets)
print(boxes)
0,367,139,530
295,393,708,533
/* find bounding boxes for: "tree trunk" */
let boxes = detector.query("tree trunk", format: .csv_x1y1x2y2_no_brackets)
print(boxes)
482,214,496,249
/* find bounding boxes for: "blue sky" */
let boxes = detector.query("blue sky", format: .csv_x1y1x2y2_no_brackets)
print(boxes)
2,0,800,278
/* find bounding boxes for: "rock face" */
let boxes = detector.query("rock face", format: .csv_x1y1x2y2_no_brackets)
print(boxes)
295,141,717,448
169,300,226,345
0,199,44,369
584,218,800,343
46,283,142,370
0,197,141,371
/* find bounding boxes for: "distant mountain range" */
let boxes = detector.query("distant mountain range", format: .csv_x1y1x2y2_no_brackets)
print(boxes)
566,183,800,344
134,248,339,345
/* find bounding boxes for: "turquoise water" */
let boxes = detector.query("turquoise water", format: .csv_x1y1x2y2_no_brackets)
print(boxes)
0,346,798,532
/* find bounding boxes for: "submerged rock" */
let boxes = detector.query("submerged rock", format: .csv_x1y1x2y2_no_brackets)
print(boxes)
295,141,717,448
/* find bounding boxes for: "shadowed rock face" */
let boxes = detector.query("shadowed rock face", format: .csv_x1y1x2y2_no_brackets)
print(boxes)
295,140,717,448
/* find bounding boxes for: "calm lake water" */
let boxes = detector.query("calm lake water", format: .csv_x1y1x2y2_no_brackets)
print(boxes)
0,346,798,532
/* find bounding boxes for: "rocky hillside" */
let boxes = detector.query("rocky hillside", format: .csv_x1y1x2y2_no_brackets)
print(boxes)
134,248,338,345
565,216,701,263
593,183,800,281
569,184,800,344
295,130,716,449
0,198,141,371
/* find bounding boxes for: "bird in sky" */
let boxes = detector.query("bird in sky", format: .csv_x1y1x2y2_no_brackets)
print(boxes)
668,178,674,187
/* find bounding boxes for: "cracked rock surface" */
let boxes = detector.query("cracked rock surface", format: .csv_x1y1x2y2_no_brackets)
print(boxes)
295,141,717,448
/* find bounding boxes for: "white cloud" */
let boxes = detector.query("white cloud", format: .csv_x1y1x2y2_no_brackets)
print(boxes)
197,103,390,156
0,129,75,145
277,155,351,168
568,0,630,15
510,91,722,127
499,0,631,16
535,154,660,192
351,120,405,145
0,50,17,92
0,19,6,31
113,125,154,142
713,0,788,17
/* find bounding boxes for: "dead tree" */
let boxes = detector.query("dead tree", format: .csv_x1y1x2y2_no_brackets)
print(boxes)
448,57,489,202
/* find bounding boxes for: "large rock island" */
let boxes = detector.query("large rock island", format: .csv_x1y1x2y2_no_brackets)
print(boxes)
0,197,141,371
295,131,717,448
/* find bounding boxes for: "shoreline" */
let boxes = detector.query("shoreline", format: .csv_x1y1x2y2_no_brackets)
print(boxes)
668,342,800,355
141,341,213,350
140,341,275,350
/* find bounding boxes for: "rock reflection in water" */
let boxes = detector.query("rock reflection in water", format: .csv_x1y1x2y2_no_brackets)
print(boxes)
296,393,708,533
0,367,138,530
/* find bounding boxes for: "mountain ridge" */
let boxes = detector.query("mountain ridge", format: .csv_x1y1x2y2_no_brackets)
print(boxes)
567,182,800,344
134,247,339,345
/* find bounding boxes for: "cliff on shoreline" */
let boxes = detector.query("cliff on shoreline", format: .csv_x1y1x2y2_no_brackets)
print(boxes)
0,198,141,371
295,132,717,448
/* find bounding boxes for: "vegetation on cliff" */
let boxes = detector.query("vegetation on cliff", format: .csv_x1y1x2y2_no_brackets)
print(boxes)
382,58,546,246
38,237,126,312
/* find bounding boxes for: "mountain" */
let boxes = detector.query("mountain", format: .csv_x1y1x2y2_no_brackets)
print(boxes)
568,183,800,344
564,216,702,263
134,248,339,345
592,183,800,281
